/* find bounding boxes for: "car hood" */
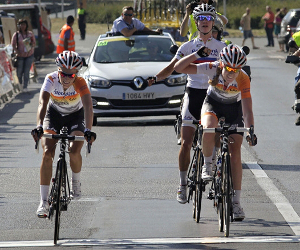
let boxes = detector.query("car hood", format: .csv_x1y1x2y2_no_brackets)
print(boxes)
83,61,171,80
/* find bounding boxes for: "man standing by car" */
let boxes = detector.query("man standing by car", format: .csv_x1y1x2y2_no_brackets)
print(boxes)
262,6,274,47
111,6,160,36
56,15,75,53
77,2,87,40
148,4,226,204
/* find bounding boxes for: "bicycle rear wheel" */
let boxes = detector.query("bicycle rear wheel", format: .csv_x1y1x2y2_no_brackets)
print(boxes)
194,148,204,223
223,153,232,237
54,159,65,244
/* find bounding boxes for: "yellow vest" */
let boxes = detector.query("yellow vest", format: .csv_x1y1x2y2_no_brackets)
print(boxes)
78,8,85,15
188,14,198,41
292,31,300,47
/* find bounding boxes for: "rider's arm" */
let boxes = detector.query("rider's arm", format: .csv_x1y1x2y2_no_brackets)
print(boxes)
174,53,197,74
180,4,192,37
241,97,254,128
148,57,179,86
81,93,93,130
156,57,179,81
37,91,50,126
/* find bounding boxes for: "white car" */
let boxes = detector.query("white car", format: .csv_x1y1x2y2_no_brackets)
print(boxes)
81,33,186,125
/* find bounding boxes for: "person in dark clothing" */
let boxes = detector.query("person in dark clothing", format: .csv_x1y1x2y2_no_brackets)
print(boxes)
77,2,87,40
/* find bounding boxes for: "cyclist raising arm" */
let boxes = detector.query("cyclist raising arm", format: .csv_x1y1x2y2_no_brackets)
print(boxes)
174,44,257,221
31,51,96,218
149,3,226,205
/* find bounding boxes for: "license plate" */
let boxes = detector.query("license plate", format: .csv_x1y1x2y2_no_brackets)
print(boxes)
123,93,155,100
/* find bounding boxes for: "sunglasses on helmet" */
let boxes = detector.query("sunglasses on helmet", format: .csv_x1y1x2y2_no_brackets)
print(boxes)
58,70,77,78
225,66,240,73
196,15,214,21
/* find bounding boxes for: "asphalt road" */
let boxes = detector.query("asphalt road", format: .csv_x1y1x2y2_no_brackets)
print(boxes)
0,35,300,249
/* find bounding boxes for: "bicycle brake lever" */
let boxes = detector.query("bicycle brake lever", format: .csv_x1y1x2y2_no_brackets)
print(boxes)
35,140,39,154
85,141,91,157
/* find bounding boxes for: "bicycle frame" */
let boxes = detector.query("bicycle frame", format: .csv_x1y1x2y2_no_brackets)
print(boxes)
42,127,86,244
183,118,253,237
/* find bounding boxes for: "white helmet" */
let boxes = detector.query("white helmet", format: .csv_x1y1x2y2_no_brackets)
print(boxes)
220,44,247,68
212,16,223,33
192,3,216,19
55,51,83,70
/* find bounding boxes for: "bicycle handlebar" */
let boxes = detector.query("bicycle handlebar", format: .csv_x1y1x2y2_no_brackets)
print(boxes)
34,134,91,155
42,134,86,141
182,119,251,133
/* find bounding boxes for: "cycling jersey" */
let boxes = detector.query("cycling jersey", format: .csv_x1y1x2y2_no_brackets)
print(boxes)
41,71,90,115
196,61,251,104
175,37,226,89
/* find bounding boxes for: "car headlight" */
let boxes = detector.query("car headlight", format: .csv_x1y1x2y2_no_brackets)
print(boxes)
165,74,187,86
86,76,112,88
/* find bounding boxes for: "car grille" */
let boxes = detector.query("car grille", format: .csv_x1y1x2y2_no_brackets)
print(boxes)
92,95,183,110
109,98,169,108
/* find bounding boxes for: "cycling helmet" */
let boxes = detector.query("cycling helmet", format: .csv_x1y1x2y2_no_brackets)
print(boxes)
192,3,216,19
220,44,247,68
55,51,83,70
212,16,223,33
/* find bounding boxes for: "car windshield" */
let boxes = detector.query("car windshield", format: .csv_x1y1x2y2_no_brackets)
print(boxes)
93,36,174,63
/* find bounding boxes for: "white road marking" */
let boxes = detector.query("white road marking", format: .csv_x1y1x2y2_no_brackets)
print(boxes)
0,236,299,247
246,162,300,236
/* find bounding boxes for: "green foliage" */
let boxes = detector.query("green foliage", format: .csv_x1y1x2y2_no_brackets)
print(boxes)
86,1,131,24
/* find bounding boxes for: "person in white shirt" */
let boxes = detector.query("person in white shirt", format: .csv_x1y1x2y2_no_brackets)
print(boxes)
111,6,160,36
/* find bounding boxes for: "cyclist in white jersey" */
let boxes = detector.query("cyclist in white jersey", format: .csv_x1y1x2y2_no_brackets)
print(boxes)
148,4,226,204
31,51,96,218
174,44,257,220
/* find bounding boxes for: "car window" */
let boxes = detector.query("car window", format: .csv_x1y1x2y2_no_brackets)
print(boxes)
94,37,174,63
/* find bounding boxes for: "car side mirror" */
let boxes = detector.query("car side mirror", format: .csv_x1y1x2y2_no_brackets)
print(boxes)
170,44,179,54
82,57,88,67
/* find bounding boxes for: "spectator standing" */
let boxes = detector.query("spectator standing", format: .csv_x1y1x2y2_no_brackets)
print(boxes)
274,8,285,51
11,19,36,92
56,15,75,54
240,7,259,49
180,0,228,41
77,2,87,40
111,6,160,36
262,6,275,47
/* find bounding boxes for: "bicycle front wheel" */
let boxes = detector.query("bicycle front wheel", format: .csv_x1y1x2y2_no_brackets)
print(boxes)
54,159,65,244
223,153,232,237
194,148,204,223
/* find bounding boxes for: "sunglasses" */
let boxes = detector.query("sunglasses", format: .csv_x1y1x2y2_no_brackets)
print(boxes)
196,15,214,21
58,70,77,78
225,66,240,73
124,13,133,16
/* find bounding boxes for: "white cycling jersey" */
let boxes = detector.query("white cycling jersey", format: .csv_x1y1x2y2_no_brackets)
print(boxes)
41,71,90,115
175,37,226,89
196,61,251,104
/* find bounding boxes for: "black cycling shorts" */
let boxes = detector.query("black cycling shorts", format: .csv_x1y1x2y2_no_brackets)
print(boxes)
201,95,244,135
43,106,85,134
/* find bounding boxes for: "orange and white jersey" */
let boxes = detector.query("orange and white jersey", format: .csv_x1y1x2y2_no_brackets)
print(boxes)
41,71,90,115
196,61,251,104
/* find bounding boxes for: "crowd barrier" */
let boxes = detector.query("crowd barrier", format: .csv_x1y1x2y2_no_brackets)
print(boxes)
0,45,21,107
